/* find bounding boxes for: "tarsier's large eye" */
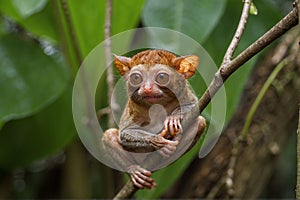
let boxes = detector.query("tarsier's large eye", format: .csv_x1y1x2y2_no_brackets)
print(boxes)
130,72,143,86
156,72,169,85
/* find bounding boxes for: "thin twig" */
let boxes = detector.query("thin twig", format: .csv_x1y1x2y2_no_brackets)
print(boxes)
104,0,119,128
97,107,111,120
207,176,226,198
60,0,83,65
222,0,252,66
241,57,290,139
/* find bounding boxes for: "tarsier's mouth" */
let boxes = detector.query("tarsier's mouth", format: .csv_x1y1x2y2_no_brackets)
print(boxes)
143,94,164,103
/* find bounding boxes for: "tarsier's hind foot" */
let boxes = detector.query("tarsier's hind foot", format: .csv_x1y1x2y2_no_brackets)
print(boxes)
150,135,179,158
127,165,157,189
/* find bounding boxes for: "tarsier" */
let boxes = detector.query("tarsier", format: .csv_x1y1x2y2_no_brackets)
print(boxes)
102,50,206,189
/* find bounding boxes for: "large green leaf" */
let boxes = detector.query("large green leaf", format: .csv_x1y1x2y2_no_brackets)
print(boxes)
142,0,226,43
68,0,145,57
12,0,48,18
0,34,69,129
0,87,75,169
0,0,59,42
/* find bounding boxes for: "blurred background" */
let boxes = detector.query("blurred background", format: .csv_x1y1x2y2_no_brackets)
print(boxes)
0,0,297,198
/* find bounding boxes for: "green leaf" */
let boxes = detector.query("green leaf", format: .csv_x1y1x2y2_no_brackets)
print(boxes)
68,0,145,57
0,34,69,128
142,0,226,43
0,1,59,42
250,2,258,15
12,0,48,18
0,87,75,169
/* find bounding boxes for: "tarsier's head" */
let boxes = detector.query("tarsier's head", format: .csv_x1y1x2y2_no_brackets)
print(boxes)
114,50,199,107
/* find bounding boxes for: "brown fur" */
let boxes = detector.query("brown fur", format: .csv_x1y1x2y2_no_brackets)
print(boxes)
130,50,177,67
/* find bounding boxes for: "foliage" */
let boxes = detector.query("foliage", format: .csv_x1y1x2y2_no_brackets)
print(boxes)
0,0,285,198
0,0,144,169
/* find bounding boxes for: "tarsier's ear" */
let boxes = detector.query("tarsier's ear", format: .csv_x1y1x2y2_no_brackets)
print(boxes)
172,55,199,79
114,54,132,76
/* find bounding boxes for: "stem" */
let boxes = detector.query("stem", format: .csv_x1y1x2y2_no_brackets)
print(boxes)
225,56,289,198
241,57,289,139
222,0,252,65
60,0,83,66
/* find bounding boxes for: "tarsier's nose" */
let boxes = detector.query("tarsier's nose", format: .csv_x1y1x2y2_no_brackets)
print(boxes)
142,82,153,94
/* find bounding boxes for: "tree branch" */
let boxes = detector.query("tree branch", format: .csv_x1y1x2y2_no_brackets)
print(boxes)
222,0,252,65
113,180,137,200
198,6,298,113
113,4,299,200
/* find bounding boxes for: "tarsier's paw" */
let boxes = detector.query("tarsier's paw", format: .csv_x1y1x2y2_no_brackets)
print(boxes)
160,115,183,138
150,135,179,157
157,142,178,158
127,165,156,189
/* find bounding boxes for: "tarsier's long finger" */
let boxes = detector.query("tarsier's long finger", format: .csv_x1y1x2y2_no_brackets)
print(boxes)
177,119,183,132
173,118,179,132
167,139,179,146
160,127,168,137
176,118,181,131
151,137,168,148
132,173,154,189
159,120,169,137
169,118,182,137
131,174,145,188
132,179,143,188
174,119,182,135
169,118,175,136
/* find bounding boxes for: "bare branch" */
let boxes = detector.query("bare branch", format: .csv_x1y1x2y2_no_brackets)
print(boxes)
113,180,138,200
222,0,252,65
104,0,117,128
97,107,111,120
198,7,298,113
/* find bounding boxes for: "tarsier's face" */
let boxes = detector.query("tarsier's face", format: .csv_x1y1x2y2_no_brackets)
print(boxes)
114,49,199,106
127,64,185,106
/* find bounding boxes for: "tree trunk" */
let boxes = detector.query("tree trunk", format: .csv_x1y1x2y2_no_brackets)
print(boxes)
164,27,299,198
